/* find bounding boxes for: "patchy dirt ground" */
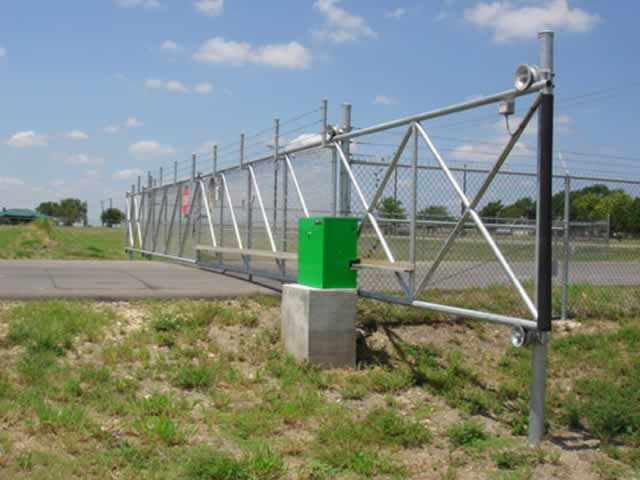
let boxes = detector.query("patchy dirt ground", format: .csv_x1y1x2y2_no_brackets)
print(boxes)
0,296,637,479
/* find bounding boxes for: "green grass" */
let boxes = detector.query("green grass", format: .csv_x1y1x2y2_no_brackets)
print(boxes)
0,290,639,479
0,224,126,259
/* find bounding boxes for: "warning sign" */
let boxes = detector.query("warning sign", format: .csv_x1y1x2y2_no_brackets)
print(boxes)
182,185,190,215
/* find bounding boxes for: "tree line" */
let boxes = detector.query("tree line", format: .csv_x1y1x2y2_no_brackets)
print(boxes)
36,199,124,227
376,184,640,235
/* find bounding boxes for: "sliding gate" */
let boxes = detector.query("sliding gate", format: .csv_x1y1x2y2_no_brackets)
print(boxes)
125,32,556,443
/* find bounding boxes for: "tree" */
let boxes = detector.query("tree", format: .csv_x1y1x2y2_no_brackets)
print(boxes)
101,208,125,228
36,201,60,218
57,198,86,226
377,197,406,235
500,197,536,220
418,205,453,221
479,200,504,219
377,197,406,220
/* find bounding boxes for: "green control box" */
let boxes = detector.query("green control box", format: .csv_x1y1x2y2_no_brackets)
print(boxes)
297,217,359,289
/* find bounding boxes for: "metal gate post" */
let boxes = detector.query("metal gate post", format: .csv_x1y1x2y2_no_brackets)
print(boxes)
409,125,418,298
561,174,571,320
529,30,554,444
242,134,252,273
272,119,280,243
282,141,289,254
339,103,352,216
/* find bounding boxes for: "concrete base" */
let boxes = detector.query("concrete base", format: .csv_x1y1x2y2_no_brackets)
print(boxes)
281,284,357,368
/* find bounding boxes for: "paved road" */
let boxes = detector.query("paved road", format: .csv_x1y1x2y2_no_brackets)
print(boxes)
0,260,273,300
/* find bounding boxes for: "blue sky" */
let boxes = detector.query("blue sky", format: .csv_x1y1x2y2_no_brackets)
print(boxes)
1,0,638,222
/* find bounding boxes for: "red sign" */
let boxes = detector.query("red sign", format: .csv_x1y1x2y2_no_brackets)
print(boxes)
182,185,190,215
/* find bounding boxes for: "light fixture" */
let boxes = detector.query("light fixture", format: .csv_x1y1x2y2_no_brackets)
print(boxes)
514,64,540,92
511,325,530,348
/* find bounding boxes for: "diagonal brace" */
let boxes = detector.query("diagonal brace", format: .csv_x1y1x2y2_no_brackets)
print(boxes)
334,143,396,263
415,122,538,320
248,166,277,252
416,96,542,296
358,125,413,235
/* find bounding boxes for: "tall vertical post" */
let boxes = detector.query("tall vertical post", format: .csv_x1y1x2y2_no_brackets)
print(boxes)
529,30,554,444
561,175,571,320
393,164,398,202
462,164,468,217
173,161,178,183
192,154,196,181
213,145,218,176
159,167,163,187
339,103,352,216
242,133,252,257
331,148,338,216
273,119,280,242
129,185,135,259
321,98,328,147
409,125,418,298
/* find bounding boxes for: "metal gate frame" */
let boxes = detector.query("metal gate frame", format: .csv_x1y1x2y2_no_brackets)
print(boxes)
125,32,556,443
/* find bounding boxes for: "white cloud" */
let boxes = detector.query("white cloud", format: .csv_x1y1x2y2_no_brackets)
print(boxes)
194,37,312,69
145,79,190,93
385,8,406,18
0,47,7,58
0,176,24,186
166,80,188,93
114,0,160,9
287,133,322,149
194,82,213,94
104,117,142,135
161,40,178,51
129,140,175,157
195,0,224,16
61,154,104,166
64,130,89,140
7,131,48,148
464,0,600,43
113,168,144,180
313,0,376,44
374,95,395,105
125,116,143,128
451,134,532,163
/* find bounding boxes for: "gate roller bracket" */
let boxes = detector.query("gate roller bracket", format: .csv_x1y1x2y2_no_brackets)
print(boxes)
511,325,546,348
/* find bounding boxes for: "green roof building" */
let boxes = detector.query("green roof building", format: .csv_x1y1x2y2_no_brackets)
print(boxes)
0,208,45,225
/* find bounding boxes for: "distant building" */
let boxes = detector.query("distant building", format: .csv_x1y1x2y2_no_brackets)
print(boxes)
0,208,45,225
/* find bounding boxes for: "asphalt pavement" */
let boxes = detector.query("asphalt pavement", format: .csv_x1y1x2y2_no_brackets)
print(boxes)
0,260,273,300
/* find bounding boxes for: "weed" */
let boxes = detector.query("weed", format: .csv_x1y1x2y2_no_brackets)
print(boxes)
364,408,432,448
36,402,85,432
33,217,56,237
447,421,488,448
135,415,185,445
15,451,34,471
172,365,213,390
593,457,629,480
494,450,530,470
185,448,285,480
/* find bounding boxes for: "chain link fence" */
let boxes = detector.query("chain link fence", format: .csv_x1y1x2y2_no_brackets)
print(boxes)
125,92,640,323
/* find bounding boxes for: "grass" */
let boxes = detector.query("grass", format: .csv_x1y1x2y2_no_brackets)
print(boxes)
0,288,639,479
0,223,126,259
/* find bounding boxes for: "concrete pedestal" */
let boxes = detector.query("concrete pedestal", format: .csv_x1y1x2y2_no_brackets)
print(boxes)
281,284,357,368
